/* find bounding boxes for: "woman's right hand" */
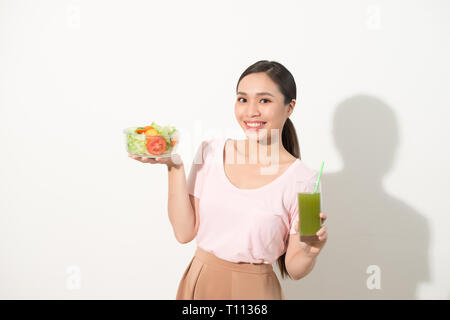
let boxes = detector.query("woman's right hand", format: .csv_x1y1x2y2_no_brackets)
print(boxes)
128,153,183,169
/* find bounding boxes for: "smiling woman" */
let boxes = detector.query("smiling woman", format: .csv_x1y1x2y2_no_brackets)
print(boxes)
233,61,301,280
174,60,323,300
233,62,300,163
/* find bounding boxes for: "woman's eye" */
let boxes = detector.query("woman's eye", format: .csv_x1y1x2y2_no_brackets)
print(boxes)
237,98,271,103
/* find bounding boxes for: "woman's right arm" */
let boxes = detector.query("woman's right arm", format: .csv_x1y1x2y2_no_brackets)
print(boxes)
167,162,198,243
128,154,197,244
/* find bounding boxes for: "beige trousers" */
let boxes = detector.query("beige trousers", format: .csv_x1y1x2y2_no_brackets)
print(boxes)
176,246,285,300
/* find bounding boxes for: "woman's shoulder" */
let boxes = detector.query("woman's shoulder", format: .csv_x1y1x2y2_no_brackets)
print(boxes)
292,158,319,182
194,137,224,165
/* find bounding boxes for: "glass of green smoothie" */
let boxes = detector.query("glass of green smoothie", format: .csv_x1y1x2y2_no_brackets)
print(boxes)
296,178,323,242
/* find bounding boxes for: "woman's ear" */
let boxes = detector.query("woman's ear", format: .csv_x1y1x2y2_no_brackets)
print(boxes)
287,99,296,116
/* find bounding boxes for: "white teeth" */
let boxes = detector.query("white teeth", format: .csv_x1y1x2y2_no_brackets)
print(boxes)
246,122,265,127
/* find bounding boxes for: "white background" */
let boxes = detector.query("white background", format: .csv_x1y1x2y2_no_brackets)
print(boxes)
1,0,449,299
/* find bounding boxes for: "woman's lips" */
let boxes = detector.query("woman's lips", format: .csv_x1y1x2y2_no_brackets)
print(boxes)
244,121,266,130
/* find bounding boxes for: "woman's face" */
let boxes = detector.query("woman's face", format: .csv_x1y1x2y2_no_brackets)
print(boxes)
235,72,295,143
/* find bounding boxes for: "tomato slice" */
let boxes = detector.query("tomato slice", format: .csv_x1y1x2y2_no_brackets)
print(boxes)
136,126,154,134
146,136,167,155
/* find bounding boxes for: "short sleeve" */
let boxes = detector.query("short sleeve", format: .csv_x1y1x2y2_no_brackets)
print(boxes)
289,198,300,235
186,140,209,199
288,172,321,235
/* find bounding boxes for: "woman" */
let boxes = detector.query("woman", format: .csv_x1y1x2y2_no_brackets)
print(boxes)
129,60,328,299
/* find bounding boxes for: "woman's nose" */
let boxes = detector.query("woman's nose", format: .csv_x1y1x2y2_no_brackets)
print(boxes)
247,102,261,116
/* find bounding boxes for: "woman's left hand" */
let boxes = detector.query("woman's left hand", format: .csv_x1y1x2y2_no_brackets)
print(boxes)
295,212,328,257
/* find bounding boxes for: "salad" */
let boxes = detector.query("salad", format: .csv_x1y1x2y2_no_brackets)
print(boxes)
124,122,179,156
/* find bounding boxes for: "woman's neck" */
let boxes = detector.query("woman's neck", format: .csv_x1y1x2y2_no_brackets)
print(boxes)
234,137,290,164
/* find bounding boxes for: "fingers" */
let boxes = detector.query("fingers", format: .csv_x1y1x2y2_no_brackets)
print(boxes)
128,155,159,163
128,154,182,167
316,225,328,241
316,225,326,235
320,212,327,226
299,241,308,250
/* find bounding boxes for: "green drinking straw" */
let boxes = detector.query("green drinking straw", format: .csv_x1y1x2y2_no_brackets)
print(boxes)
313,161,325,193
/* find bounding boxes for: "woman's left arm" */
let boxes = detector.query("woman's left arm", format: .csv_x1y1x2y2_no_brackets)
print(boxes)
285,212,328,280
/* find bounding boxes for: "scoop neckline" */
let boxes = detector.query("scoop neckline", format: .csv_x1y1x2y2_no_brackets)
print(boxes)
219,138,300,193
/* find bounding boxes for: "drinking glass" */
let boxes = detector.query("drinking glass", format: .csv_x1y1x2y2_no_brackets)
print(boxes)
295,178,323,242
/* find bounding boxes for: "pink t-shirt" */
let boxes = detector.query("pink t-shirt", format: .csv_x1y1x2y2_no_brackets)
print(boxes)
186,137,320,264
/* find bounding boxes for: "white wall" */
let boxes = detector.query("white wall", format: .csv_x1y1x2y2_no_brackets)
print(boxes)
1,0,449,299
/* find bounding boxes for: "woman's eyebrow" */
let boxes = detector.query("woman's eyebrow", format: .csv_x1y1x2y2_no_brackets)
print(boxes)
237,91,275,97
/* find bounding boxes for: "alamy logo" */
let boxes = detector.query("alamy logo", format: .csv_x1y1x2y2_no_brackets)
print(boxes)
366,265,381,290
66,265,82,290
365,5,382,30
67,5,81,30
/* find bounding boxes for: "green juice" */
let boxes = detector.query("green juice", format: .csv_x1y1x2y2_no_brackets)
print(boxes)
298,192,321,241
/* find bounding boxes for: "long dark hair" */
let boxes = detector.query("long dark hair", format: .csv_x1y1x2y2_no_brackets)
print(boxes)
236,60,300,280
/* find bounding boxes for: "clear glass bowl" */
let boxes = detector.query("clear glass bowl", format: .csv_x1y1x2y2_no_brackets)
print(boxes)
123,127,180,158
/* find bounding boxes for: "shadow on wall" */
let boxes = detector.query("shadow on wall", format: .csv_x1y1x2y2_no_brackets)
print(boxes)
279,94,431,299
